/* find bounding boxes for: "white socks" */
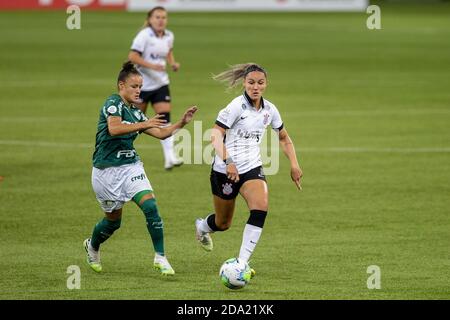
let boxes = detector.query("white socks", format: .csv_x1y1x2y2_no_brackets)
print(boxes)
160,124,175,164
238,224,263,263
199,216,214,234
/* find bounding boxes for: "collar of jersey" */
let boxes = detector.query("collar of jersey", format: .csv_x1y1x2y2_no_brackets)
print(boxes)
113,93,136,109
243,91,265,110
148,26,166,38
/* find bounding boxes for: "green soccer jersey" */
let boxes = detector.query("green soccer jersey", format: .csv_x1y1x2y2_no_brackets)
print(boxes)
92,94,148,168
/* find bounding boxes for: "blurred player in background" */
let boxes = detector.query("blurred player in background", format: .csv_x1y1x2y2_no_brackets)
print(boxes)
84,61,197,276
195,63,303,276
128,6,183,170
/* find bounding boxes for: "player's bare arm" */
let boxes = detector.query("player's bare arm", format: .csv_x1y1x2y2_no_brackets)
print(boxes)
107,114,166,136
278,128,303,190
167,49,180,71
144,106,197,139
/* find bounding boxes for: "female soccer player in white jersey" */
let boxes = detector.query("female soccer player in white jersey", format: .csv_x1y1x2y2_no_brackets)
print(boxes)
128,6,183,170
84,61,197,276
195,63,303,276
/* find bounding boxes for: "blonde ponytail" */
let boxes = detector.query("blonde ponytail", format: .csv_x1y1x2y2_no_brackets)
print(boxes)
213,63,267,89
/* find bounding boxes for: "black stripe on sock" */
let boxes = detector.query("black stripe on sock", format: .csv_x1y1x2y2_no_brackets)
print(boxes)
206,214,221,232
247,210,267,228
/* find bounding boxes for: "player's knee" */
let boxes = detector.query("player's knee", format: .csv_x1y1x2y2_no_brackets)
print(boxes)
105,210,122,222
255,200,268,211
250,197,268,211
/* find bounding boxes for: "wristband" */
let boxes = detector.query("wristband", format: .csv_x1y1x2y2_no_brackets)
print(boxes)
224,157,234,165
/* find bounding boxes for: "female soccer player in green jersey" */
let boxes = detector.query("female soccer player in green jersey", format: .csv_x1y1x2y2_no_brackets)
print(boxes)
84,61,197,275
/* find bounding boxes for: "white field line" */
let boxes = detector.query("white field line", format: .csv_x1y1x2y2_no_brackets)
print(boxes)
1,79,112,88
0,140,158,150
1,140,450,153
300,147,450,153
282,109,450,117
1,109,450,123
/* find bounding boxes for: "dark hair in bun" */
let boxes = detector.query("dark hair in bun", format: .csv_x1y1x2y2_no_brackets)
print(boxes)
117,61,141,84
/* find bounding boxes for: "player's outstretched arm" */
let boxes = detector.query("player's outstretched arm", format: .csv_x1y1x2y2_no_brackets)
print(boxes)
278,128,303,190
107,115,166,136
144,106,197,139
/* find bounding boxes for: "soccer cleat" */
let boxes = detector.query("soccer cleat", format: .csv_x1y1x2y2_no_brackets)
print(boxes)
250,268,256,279
195,218,213,252
83,238,102,273
164,157,184,170
171,157,184,167
153,255,175,276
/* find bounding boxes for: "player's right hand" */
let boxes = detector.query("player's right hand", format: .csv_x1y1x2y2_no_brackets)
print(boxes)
181,106,198,125
291,166,303,191
226,163,239,183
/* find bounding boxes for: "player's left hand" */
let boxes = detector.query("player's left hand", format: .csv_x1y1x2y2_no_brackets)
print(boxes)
291,166,303,191
181,106,198,125
171,62,180,72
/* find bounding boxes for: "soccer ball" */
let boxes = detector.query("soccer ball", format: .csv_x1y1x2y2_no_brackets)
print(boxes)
219,258,252,289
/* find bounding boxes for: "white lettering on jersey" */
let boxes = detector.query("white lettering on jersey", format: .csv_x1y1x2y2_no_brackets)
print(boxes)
116,150,136,158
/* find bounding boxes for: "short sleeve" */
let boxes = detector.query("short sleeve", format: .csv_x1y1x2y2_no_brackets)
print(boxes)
103,98,122,117
270,105,283,131
215,102,242,129
131,30,147,54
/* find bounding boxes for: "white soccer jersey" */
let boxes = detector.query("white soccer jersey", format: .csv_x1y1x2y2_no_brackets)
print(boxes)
213,93,284,175
130,27,174,91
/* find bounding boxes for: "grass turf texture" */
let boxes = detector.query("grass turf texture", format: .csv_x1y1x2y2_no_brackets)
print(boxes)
0,3,449,299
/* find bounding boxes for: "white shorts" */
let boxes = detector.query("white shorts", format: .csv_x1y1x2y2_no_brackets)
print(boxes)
92,161,153,213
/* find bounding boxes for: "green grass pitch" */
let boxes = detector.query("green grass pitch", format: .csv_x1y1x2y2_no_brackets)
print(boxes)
0,3,449,299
